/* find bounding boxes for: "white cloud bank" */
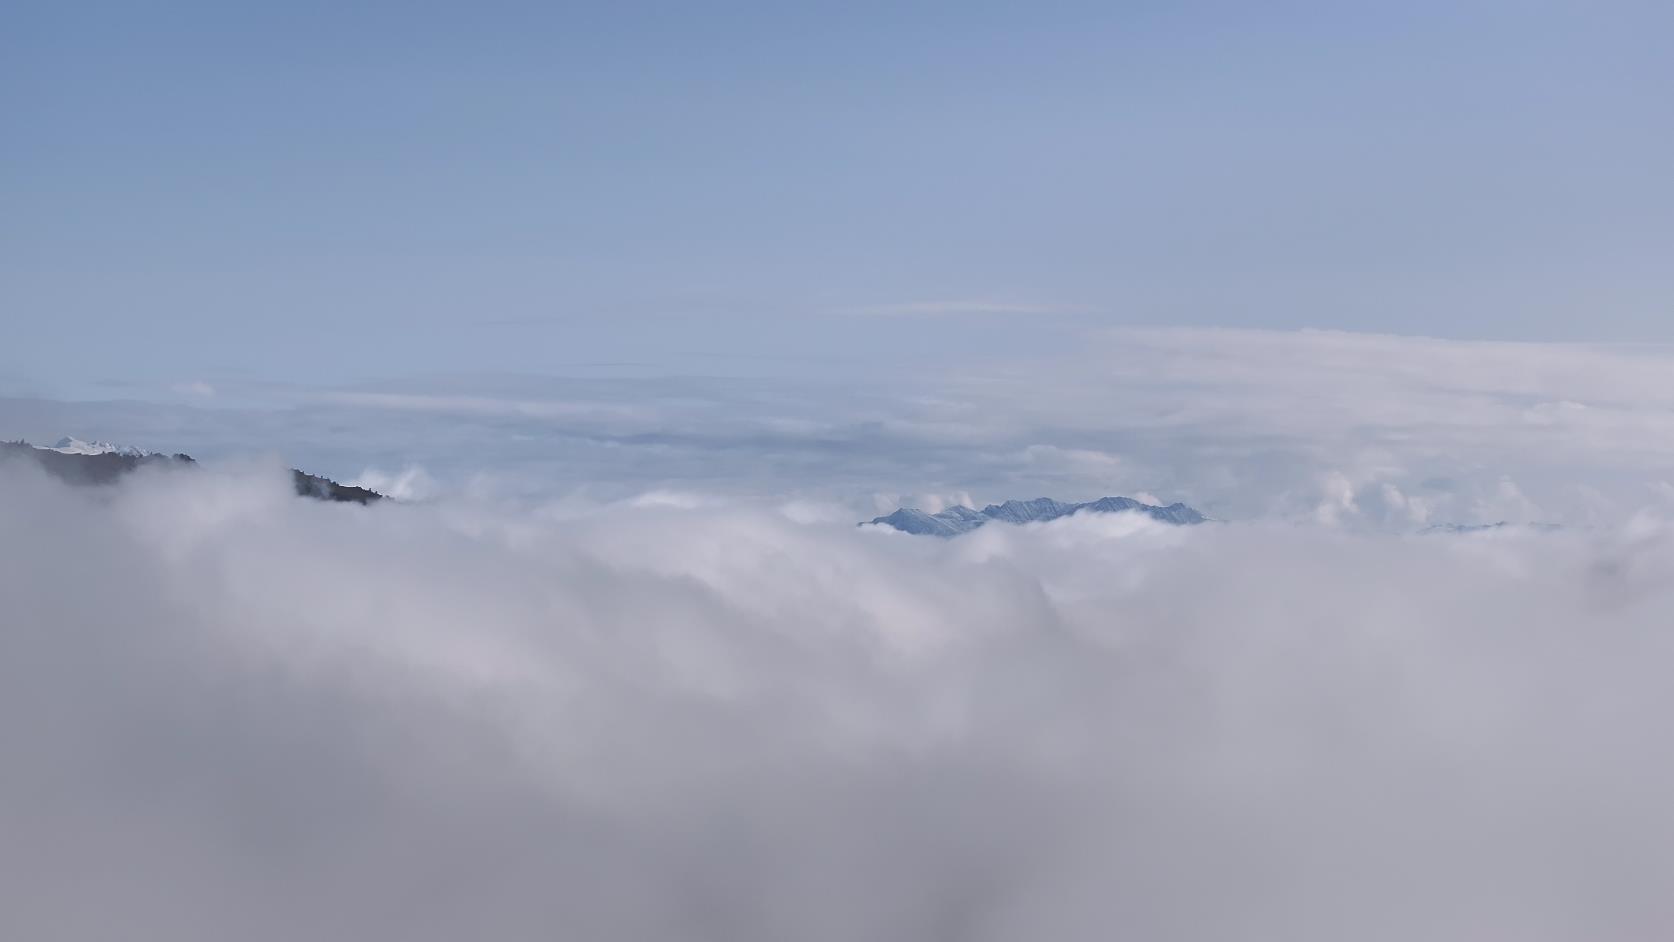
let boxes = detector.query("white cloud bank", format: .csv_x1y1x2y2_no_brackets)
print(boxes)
348,465,441,502
6,461,1674,940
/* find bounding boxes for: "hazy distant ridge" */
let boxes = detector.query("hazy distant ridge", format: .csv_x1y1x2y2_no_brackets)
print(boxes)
867,496,1206,536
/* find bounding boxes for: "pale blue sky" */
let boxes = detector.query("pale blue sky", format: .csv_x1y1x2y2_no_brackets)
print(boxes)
5,0,1671,396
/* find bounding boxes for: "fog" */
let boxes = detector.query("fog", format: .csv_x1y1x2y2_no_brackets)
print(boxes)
4,459,1673,939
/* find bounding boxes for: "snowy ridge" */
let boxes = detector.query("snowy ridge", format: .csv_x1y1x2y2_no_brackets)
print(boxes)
41,436,155,457
866,496,1207,537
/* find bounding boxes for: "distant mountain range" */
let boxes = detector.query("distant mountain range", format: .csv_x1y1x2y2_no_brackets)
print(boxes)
1420,521,1562,535
0,440,1575,533
867,496,1207,537
1,438,383,505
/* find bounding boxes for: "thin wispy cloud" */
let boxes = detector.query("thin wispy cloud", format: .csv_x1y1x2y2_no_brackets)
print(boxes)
837,300,1078,318
171,380,217,398
312,390,649,421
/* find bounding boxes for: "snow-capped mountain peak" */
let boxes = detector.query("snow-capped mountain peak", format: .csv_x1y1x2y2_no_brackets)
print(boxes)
44,436,154,457
866,495,1208,536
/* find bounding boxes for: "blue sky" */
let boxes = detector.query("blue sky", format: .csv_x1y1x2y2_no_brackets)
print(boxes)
5,0,1672,396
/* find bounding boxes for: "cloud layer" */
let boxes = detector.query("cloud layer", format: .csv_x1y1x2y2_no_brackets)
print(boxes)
6,461,1674,939
8,328,1674,527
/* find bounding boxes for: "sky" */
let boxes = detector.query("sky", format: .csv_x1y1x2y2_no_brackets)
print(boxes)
5,0,1674,395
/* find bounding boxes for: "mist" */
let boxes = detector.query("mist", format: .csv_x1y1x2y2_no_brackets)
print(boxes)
5,460,1673,940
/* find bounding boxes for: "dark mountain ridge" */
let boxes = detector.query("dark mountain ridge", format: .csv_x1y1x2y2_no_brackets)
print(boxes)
1,440,383,504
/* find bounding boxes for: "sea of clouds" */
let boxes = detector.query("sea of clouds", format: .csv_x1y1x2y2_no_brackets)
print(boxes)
10,329,1674,527
6,449,1674,939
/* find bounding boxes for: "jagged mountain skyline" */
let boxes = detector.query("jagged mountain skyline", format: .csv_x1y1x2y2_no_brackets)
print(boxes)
869,496,1207,537
2,438,382,505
